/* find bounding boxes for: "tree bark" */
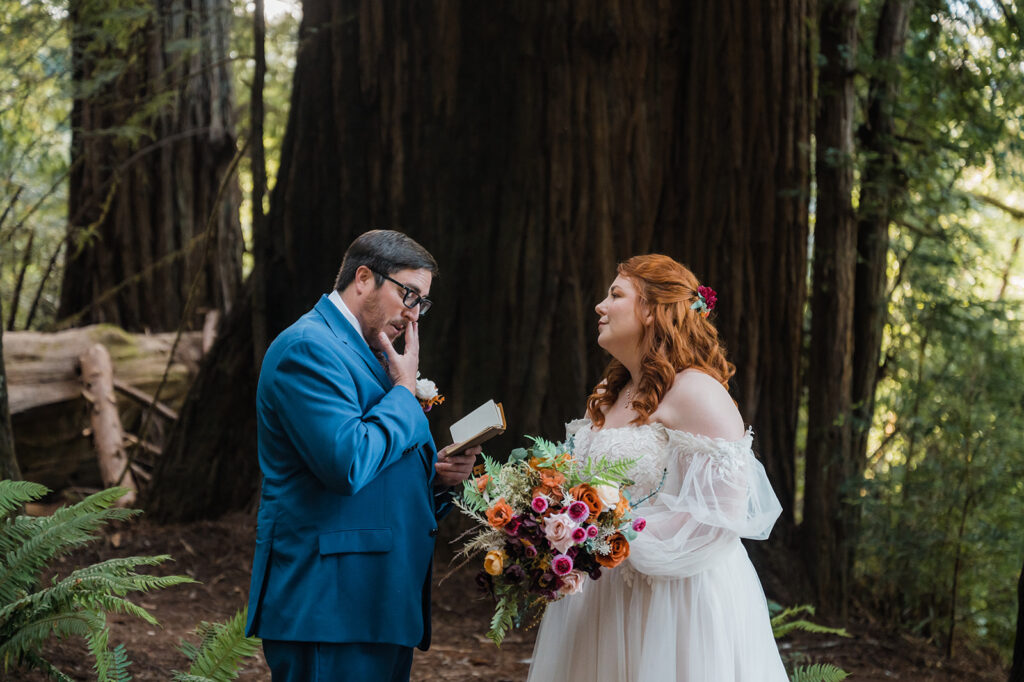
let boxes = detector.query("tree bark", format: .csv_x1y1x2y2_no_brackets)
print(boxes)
250,0,269,369
804,0,860,618
663,0,814,537
0,301,21,481
60,0,243,332
146,285,258,522
152,0,813,540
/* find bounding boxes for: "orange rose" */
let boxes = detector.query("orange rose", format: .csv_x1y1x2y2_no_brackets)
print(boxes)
475,474,491,493
595,532,630,568
532,485,564,504
568,484,602,521
614,495,631,519
538,468,566,489
486,498,514,529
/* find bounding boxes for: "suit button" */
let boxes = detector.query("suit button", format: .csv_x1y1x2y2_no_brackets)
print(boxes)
429,528,439,537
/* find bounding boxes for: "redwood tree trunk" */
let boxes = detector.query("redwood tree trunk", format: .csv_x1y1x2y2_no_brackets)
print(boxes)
804,0,860,617
60,0,242,332
151,1,813,538
852,0,913,468
147,286,258,521
663,0,814,536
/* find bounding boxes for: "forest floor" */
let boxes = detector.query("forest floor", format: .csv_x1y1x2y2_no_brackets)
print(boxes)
24,511,1008,682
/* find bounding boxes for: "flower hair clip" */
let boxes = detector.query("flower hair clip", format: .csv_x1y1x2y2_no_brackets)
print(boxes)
691,285,718,318
415,372,445,412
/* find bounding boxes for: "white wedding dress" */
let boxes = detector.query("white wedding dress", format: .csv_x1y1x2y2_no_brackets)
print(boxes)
526,419,789,682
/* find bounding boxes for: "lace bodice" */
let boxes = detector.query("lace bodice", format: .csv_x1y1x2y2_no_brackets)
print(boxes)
567,418,754,504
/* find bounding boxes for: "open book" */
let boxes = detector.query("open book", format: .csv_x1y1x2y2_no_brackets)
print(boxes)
449,399,506,452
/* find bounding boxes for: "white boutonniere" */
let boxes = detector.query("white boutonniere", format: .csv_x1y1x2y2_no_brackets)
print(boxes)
415,372,445,412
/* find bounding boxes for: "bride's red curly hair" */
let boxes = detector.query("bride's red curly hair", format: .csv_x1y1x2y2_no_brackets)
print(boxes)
587,254,735,427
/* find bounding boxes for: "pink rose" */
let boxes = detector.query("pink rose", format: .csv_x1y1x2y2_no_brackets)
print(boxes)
551,553,574,576
632,517,647,532
531,496,549,514
542,513,576,554
558,570,586,595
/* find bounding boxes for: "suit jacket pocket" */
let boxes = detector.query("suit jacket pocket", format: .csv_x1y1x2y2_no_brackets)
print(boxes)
318,528,393,555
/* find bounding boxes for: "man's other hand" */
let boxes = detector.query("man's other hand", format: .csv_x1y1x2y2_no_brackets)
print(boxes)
434,444,482,488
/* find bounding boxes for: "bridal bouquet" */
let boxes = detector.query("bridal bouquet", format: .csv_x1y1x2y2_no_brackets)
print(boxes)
455,435,647,645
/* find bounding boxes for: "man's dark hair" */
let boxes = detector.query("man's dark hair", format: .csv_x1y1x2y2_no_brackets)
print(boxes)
334,229,439,291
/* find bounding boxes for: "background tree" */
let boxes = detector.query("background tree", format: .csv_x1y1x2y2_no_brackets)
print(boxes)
147,0,814,529
804,0,861,618
58,0,243,332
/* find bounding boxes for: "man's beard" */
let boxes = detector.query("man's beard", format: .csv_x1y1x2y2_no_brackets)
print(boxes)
362,294,404,352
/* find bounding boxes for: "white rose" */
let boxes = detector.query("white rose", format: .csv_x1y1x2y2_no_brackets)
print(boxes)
415,377,438,401
593,483,620,511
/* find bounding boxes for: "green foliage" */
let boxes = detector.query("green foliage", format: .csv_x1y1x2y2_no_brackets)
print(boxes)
845,0,1024,663
789,663,850,682
771,604,850,640
858,216,1024,657
770,602,850,682
0,480,194,679
486,590,518,647
0,0,73,329
171,607,261,682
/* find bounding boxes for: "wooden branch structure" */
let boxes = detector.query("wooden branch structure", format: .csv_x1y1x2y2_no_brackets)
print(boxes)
4,325,203,491
79,344,136,506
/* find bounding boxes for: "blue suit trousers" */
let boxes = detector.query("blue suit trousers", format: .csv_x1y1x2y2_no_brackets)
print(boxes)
263,640,414,682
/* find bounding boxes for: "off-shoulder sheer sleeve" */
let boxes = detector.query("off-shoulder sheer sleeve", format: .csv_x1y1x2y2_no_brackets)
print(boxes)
626,426,782,579
565,417,591,440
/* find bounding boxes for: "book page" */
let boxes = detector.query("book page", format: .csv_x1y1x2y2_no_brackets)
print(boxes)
450,399,504,445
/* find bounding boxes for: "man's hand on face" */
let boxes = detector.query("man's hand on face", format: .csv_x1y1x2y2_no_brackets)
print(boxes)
377,321,419,394
434,444,482,488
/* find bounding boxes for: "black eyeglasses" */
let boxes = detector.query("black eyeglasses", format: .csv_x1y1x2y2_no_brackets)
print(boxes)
373,270,433,316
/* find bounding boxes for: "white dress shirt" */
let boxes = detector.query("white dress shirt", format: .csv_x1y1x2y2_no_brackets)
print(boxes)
328,289,364,340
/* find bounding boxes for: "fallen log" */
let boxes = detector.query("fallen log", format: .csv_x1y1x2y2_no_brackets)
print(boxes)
79,344,137,506
4,325,203,491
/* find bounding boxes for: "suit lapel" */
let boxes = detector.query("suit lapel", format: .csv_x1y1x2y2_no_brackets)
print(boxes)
314,296,392,390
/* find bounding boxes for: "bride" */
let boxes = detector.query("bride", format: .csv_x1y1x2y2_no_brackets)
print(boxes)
526,254,788,682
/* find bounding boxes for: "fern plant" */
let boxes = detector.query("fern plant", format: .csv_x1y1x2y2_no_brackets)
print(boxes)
770,602,850,682
171,607,262,682
0,480,194,680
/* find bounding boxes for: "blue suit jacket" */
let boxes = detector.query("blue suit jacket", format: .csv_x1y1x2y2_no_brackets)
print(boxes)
245,296,449,649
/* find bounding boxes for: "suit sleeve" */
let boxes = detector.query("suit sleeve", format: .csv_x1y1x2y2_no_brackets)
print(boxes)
269,337,431,495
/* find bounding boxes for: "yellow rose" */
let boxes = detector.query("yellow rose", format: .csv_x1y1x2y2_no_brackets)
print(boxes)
484,550,505,576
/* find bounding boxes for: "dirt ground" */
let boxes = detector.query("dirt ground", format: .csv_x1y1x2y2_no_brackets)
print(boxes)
22,513,1009,681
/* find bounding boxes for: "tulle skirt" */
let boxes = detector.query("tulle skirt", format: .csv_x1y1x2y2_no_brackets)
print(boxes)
526,541,788,682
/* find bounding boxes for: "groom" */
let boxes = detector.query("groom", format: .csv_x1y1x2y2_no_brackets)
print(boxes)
245,230,479,681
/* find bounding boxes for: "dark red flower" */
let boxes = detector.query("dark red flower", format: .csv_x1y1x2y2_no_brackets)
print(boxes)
697,285,717,311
